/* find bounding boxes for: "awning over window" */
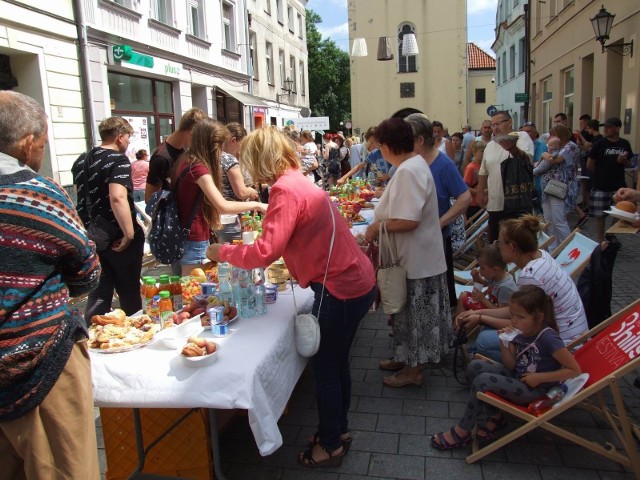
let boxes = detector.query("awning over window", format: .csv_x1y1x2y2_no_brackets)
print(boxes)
218,88,268,108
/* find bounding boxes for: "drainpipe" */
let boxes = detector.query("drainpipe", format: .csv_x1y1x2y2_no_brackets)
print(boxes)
244,0,255,130
523,2,530,122
73,0,97,148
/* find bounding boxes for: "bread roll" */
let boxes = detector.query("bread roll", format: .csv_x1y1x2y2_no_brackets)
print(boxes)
616,201,636,214
182,343,205,357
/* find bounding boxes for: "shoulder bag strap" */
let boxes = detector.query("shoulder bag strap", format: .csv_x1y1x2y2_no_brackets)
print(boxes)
378,220,398,268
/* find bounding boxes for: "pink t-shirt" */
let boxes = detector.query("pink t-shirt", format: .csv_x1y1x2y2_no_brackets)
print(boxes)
219,169,375,300
130,159,149,190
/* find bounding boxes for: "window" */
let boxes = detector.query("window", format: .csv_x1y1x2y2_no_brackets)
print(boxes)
475,88,486,103
222,2,236,51
542,77,553,133
549,0,557,18
276,0,284,24
265,42,273,84
264,0,271,15
289,55,296,92
152,0,173,25
518,37,525,74
287,5,294,33
513,0,519,5
397,23,417,73
509,45,515,79
496,57,500,85
297,13,303,39
501,52,507,83
535,0,541,33
113,0,133,6
279,49,285,88
299,60,305,95
250,31,258,80
563,68,574,127
187,0,205,38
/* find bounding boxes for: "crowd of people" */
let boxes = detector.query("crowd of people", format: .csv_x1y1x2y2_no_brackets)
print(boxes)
1,87,637,475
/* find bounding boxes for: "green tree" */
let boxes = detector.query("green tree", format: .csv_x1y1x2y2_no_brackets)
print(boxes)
306,9,351,131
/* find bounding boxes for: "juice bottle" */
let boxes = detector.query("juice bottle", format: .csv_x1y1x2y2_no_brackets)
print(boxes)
141,277,158,314
147,294,160,324
159,291,173,328
169,275,184,311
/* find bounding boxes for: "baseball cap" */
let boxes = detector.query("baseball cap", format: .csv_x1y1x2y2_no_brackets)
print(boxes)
601,117,622,128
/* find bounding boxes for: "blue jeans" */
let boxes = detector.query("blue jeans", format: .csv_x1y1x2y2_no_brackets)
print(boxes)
472,326,502,362
310,282,376,451
179,240,210,265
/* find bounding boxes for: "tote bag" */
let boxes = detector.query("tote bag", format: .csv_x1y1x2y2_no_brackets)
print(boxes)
376,221,407,314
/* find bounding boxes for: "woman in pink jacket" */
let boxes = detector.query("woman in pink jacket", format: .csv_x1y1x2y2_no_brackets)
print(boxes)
207,127,376,469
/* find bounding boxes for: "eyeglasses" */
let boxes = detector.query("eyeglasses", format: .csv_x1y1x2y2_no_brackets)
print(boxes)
490,119,510,128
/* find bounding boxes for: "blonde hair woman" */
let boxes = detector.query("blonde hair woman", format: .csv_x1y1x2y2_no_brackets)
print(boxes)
173,118,266,275
207,127,376,468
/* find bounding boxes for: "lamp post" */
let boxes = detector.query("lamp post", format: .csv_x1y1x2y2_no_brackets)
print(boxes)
590,5,634,57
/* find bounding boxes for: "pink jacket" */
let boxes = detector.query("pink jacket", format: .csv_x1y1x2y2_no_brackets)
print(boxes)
219,169,375,300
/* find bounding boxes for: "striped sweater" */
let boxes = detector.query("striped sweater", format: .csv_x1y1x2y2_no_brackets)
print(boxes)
0,152,100,421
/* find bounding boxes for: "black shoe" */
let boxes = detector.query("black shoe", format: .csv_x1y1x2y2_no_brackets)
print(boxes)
574,214,589,229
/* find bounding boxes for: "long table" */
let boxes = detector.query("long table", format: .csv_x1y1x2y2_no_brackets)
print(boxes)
91,284,314,479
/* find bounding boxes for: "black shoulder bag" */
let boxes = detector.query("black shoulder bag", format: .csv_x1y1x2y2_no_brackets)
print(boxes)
82,150,119,252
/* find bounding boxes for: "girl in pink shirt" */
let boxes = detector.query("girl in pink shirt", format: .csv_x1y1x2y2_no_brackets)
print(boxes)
207,128,376,469
130,149,149,202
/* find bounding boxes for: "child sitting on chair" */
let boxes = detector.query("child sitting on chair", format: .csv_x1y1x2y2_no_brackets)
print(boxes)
455,244,517,318
432,286,582,450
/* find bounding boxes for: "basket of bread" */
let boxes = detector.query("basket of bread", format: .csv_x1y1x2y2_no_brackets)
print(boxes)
88,309,160,353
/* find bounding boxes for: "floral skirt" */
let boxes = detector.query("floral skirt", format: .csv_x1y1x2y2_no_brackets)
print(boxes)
393,272,452,366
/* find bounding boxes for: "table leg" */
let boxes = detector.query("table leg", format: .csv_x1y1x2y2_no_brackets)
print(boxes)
208,409,229,480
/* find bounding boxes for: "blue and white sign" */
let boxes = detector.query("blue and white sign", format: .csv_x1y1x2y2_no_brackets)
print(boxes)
487,105,498,116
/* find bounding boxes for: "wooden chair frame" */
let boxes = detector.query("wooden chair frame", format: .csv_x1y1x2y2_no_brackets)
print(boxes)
466,299,640,476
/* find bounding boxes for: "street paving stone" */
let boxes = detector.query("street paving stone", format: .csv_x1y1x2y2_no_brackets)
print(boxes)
96,214,640,479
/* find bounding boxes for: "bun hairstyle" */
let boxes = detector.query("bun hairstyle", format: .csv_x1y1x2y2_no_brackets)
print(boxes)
500,214,543,253
510,285,559,332
135,149,148,160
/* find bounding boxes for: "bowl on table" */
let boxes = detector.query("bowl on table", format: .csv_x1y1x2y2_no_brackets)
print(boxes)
178,341,221,368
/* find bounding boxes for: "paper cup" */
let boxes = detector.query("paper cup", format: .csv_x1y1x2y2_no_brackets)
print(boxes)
473,282,483,292
221,214,238,225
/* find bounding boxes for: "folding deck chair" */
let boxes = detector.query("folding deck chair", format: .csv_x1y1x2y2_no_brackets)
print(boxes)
466,299,640,476
549,229,598,281
453,213,489,264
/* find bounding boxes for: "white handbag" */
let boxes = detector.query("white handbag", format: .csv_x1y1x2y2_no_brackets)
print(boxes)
543,179,568,199
291,196,336,357
376,221,407,314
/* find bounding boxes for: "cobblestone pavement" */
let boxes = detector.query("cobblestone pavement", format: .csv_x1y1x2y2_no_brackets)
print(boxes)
96,210,640,479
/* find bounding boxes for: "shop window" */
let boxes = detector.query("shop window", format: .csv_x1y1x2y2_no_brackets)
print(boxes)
222,1,236,52
397,23,417,74
152,0,173,26
187,0,205,39
475,88,486,104
216,92,241,124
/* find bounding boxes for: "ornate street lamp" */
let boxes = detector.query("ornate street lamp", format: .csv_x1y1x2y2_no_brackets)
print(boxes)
590,5,633,57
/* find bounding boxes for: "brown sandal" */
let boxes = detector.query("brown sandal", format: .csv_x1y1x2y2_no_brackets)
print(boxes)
383,370,423,387
297,444,344,468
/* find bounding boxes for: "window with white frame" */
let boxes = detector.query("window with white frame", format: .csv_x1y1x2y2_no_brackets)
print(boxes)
563,68,574,127
250,31,258,80
297,13,303,39
549,0,557,18
279,49,285,87
266,42,273,84
299,60,305,95
501,52,507,82
542,77,553,133
518,37,525,74
289,55,296,92
113,0,133,7
187,0,205,38
264,0,271,15
397,23,417,73
222,1,236,51
276,0,284,24
152,0,173,25
288,5,295,33
496,57,500,85
509,45,515,79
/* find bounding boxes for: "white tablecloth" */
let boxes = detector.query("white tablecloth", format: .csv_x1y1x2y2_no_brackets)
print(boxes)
91,285,314,456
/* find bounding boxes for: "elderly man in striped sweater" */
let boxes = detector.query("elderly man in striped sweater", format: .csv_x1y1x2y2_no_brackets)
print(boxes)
0,91,101,479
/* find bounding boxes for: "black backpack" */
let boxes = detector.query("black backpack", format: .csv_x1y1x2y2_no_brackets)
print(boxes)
146,166,202,265
327,147,341,175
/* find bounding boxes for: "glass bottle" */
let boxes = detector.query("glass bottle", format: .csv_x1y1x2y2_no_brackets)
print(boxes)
141,277,158,315
169,275,183,311
158,291,173,328
527,384,568,416
237,268,255,318
217,262,234,306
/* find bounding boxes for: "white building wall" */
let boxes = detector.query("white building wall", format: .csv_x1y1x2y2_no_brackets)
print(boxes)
492,0,526,128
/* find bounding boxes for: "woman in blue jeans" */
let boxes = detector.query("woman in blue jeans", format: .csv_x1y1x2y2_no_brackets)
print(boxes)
207,127,377,468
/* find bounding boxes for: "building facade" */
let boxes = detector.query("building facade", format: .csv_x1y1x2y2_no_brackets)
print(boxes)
0,0,82,186
348,0,467,134
467,43,496,131
529,0,639,148
492,0,527,128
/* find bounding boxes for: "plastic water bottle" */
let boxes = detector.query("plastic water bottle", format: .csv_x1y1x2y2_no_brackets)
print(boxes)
527,383,568,416
252,267,267,315
217,262,234,306
237,268,255,318
231,265,240,307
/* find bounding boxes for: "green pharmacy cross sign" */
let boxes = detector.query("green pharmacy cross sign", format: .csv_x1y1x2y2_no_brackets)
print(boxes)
112,45,154,68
